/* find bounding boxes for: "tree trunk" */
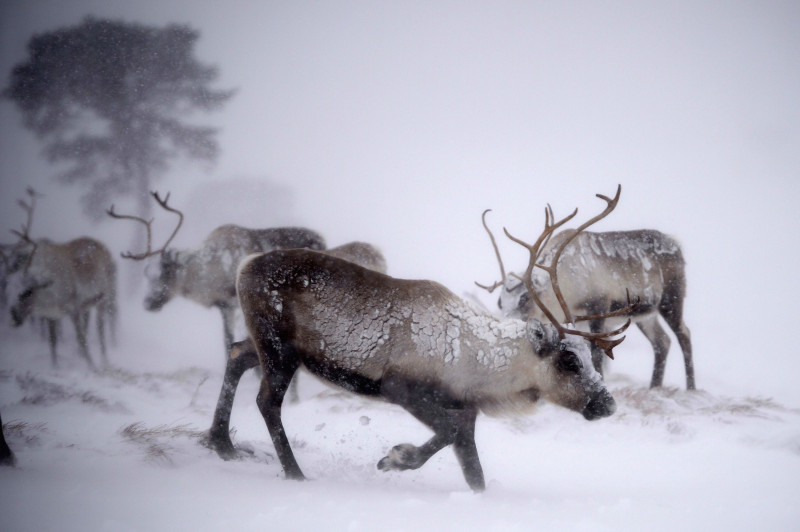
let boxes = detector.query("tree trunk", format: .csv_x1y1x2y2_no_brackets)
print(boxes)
123,166,153,295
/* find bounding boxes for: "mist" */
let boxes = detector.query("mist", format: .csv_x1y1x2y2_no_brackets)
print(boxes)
0,2,799,529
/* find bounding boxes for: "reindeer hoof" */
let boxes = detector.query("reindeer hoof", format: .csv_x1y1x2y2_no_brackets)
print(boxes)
378,443,422,471
201,431,238,460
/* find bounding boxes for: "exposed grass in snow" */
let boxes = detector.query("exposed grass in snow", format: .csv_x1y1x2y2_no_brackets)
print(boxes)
0,310,799,531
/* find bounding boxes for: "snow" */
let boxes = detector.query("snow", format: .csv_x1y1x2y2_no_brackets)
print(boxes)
1,1,799,530
1,290,799,532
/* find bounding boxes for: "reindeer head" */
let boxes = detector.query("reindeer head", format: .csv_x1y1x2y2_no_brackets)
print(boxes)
496,276,528,318
477,186,637,419
10,278,53,327
522,319,615,419
107,191,184,311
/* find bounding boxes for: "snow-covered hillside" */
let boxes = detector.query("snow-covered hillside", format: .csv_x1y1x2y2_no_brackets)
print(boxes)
1,294,798,532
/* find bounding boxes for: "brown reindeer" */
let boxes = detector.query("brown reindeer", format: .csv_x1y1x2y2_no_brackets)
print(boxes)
204,241,388,459
9,237,117,370
109,192,326,355
478,209,694,390
231,187,633,491
7,191,117,370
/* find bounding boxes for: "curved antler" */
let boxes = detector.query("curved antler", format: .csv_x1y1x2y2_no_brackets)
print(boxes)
475,209,508,293
9,187,42,274
503,203,577,331
107,191,184,260
505,185,636,359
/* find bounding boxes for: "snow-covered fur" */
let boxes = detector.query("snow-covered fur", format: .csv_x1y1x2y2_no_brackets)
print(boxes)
204,240,388,457
143,224,325,352
498,229,694,389
235,248,616,491
8,237,117,370
322,241,387,274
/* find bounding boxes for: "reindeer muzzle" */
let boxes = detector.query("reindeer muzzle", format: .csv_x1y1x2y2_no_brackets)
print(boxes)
582,389,616,420
144,291,168,311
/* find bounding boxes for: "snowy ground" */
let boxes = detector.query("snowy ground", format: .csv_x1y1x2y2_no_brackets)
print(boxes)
1,295,798,532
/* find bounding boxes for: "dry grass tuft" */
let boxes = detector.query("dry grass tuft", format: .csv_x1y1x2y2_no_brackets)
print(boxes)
120,422,205,464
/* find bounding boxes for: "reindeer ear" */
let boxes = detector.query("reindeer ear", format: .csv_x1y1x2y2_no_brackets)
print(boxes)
526,319,559,356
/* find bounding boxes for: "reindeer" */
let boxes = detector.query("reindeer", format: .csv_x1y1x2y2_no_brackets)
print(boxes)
108,192,327,355
9,237,117,370
7,191,117,370
232,187,633,491
2,188,43,306
204,241,388,459
478,209,694,390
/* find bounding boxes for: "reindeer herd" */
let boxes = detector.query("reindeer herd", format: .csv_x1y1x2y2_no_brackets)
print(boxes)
0,185,695,490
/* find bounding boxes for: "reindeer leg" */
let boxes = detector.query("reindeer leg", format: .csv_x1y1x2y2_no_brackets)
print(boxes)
676,323,695,391
659,291,695,390
46,319,58,368
71,312,96,371
205,344,259,459
96,304,109,366
449,407,483,490
218,303,235,353
379,376,485,491
256,359,304,480
636,316,670,388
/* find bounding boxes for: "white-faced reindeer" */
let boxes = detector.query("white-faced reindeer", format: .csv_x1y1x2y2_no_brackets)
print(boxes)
108,192,326,355
478,206,694,390
231,187,634,491
204,241,388,459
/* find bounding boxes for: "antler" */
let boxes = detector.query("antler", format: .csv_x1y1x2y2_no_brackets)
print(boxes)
475,205,567,293
505,185,636,359
475,210,508,293
10,187,40,241
503,203,578,328
107,191,184,260
9,187,42,274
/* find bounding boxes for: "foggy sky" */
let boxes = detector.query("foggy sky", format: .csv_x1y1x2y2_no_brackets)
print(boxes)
1,1,799,401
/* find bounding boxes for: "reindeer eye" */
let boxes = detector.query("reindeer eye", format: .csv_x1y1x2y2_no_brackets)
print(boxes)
518,292,530,308
556,351,582,373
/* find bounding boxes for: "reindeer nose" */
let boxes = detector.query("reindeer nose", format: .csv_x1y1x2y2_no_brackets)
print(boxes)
582,390,616,420
144,290,168,311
